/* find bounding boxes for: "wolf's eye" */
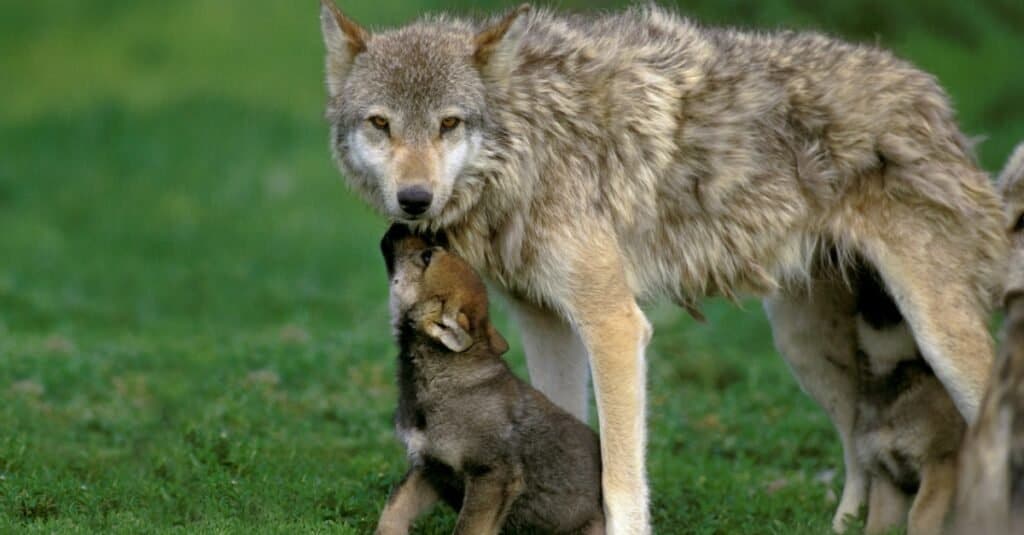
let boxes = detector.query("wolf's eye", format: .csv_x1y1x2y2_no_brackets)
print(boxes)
1015,213,1024,232
420,249,434,267
440,117,461,134
368,116,390,132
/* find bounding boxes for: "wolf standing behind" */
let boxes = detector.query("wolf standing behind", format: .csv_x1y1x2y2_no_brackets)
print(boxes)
955,142,1024,535
320,3,1007,532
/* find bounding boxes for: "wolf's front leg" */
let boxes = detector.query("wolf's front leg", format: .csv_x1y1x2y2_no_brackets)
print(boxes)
564,258,652,535
764,281,866,533
510,297,591,421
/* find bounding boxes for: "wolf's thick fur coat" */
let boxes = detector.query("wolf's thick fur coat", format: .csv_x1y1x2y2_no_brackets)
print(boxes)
321,4,1008,532
954,143,1024,535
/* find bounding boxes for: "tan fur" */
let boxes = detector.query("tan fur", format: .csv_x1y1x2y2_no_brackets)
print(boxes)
376,470,440,535
765,274,866,531
909,460,958,534
769,259,966,534
852,327,963,535
866,476,908,534
510,297,592,420
955,141,1024,534
321,4,1009,532
1000,142,1024,301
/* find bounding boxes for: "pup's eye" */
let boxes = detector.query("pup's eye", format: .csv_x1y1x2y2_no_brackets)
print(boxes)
440,117,461,134
368,116,390,132
420,249,434,267
1015,213,1024,232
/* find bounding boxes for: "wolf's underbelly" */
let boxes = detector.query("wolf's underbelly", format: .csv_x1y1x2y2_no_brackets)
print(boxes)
619,222,817,303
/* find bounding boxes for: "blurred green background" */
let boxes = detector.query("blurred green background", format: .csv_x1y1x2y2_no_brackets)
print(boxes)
1,1,1021,533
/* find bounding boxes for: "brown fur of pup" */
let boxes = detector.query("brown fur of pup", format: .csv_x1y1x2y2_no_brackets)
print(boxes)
851,266,964,535
376,223,603,535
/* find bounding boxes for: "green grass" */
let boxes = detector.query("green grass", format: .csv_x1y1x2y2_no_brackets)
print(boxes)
1,0,1021,533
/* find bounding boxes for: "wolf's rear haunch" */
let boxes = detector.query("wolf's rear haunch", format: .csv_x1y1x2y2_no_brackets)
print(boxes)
320,2,1009,533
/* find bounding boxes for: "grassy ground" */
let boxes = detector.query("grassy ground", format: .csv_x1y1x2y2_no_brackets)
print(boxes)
1,1,1022,533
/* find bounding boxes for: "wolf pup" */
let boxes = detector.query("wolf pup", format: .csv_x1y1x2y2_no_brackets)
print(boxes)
955,142,1024,535
321,2,1009,531
376,223,603,535
850,267,964,535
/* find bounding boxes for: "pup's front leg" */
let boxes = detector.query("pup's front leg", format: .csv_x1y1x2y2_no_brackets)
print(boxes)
865,476,909,535
375,467,439,535
565,254,652,535
907,459,957,535
453,465,523,535
511,297,591,421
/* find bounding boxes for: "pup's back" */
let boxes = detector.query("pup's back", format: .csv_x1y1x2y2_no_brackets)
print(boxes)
955,143,1024,534
380,224,603,534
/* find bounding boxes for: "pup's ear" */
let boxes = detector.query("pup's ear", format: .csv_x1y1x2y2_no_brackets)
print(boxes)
427,228,449,249
320,0,369,96
473,4,530,82
424,308,473,353
485,321,509,355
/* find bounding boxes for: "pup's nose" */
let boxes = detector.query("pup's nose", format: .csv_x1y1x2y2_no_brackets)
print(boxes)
397,186,433,217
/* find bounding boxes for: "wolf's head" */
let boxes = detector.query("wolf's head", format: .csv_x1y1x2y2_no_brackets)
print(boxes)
999,142,1024,302
380,223,508,355
999,143,1024,233
321,2,529,226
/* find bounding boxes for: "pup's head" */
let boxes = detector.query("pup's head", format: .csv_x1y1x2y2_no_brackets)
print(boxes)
321,1,530,226
381,223,508,355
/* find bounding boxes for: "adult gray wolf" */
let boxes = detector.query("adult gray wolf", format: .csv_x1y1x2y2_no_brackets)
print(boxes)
377,223,603,535
954,142,1024,535
320,3,1008,532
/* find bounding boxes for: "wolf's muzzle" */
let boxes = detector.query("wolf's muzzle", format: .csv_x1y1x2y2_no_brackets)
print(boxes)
397,186,433,217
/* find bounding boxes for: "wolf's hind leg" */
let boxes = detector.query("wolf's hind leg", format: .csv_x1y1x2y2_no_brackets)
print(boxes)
765,277,866,533
854,158,1006,422
861,223,998,422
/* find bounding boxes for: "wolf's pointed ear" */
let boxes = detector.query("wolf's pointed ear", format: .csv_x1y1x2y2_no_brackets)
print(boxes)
473,4,530,82
424,309,473,353
321,0,369,95
485,321,509,355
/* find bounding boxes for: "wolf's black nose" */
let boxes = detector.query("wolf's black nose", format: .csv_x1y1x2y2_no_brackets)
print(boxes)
397,186,433,216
